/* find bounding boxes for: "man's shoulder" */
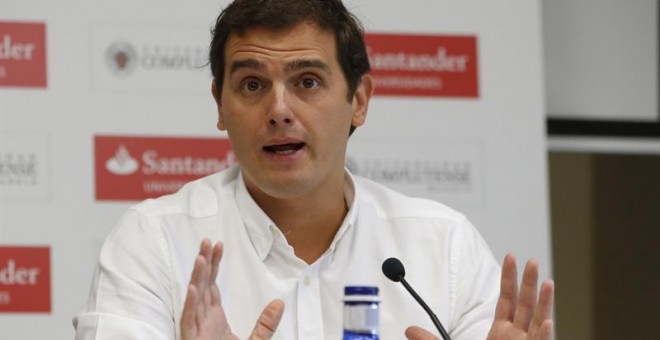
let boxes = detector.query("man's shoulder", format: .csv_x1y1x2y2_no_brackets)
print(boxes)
353,175,467,224
130,166,239,219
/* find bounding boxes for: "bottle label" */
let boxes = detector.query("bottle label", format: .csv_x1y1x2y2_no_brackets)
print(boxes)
343,303,379,333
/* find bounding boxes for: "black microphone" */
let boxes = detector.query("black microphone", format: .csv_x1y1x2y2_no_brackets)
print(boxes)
382,257,452,340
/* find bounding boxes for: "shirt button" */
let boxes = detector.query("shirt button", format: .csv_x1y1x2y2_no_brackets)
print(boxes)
303,276,311,286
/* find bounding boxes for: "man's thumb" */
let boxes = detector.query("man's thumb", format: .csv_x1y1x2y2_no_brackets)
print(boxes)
248,299,285,339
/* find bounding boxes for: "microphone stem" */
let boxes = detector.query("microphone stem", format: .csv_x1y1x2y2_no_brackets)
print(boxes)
399,276,452,340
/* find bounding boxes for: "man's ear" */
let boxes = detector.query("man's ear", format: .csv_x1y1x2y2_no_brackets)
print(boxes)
351,74,374,128
211,81,226,131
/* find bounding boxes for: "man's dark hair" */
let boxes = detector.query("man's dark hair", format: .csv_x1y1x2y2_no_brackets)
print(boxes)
209,0,371,104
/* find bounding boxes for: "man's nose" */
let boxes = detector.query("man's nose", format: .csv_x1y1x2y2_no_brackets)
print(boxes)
267,85,294,127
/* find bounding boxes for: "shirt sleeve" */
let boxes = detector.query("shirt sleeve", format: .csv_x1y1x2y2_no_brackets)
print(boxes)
449,217,501,339
73,209,177,340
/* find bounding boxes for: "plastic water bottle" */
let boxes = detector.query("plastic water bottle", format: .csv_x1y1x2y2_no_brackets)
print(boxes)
342,286,380,340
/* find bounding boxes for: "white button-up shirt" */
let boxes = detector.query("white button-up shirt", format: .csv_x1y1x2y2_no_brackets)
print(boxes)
74,166,500,339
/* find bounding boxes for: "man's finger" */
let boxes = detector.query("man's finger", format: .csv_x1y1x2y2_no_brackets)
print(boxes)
538,320,553,340
248,299,285,339
512,259,538,330
202,240,214,314
529,280,554,337
493,253,518,322
190,255,208,318
210,243,223,289
404,326,439,340
189,254,206,293
195,240,212,317
181,284,199,338
210,242,224,306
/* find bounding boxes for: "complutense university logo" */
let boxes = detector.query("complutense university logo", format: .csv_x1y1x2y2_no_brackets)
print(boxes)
104,41,138,76
92,25,209,92
95,135,236,200
0,132,50,199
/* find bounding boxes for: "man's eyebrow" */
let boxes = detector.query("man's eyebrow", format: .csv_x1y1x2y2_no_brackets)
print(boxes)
229,58,266,74
286,59,331,73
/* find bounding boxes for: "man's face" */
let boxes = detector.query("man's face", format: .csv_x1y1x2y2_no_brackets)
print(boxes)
213,22,372,201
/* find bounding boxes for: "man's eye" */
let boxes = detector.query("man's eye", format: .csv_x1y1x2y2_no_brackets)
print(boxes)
244,81,261,92
301,78,319,89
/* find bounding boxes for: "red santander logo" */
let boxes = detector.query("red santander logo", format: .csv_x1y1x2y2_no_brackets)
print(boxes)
0,247,51,313
0,22,47,88
95,135,236,200
365,33,478,98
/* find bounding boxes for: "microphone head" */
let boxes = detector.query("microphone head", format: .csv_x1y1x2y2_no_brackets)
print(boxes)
382,257,405,282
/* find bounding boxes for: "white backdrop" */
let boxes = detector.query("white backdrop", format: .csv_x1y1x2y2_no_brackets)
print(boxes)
544,0,658,122
0,0,550,338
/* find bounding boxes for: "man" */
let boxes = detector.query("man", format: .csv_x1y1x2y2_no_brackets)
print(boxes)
74,0,553,339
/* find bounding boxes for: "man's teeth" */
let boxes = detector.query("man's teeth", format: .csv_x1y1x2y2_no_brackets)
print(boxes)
265,143,304,154
274,149,296,155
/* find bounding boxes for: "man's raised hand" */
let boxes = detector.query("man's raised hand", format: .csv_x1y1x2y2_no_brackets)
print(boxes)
486,254,554,340
180,239,285,340
405,254,554,340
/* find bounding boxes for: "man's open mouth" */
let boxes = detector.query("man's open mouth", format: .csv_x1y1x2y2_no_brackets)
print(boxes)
263,143,305,155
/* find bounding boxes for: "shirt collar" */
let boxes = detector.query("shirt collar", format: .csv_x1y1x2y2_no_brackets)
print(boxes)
234,169,359,262
234,172,277,261
327,169,357,258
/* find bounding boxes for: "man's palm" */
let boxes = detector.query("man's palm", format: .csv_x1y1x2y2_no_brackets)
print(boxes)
486,254,554,340
180,240,284,340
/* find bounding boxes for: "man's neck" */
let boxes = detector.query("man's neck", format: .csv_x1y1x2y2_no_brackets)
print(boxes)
246,178,348,264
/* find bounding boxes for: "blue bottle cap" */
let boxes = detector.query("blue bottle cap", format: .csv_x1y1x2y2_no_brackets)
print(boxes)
345,286,379,296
